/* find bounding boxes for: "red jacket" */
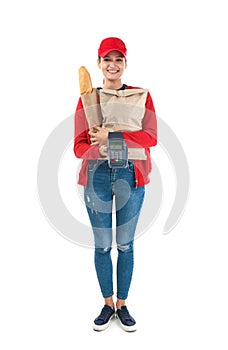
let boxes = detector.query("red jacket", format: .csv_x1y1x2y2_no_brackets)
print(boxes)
74,85,157,187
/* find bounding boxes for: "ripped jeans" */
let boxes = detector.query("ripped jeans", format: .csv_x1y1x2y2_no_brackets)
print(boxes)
84,160,145,300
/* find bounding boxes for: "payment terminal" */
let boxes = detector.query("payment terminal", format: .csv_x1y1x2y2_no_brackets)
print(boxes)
108,132,128,168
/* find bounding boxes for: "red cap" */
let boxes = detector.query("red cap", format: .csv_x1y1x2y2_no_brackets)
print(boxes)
98,37,127,58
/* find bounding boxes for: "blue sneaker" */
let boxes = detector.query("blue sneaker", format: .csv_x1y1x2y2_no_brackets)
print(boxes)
93,305,115,331
116,306,137,332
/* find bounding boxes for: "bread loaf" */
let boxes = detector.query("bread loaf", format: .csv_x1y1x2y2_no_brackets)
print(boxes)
78,66,93,94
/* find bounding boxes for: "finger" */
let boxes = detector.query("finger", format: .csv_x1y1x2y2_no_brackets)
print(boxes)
92,125,101,131
94,126,102,131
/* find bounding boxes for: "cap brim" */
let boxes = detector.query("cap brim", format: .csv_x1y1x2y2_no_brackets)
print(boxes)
99,48,126,58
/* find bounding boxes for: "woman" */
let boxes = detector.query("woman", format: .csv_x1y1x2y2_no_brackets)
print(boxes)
74,37,157,331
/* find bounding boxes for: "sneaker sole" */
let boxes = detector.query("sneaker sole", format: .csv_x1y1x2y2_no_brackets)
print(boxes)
116,315,137,332
93,314,115,331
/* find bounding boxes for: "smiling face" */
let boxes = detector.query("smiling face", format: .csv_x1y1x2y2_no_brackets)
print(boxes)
98,50,127,89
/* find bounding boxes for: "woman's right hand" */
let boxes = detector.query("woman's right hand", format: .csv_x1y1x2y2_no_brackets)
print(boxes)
89,125,109,146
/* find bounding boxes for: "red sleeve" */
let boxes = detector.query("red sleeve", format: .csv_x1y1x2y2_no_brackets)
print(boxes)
73,98,101,159
122,92,157,148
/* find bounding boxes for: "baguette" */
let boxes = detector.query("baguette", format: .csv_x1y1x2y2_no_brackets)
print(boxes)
78,66,93,94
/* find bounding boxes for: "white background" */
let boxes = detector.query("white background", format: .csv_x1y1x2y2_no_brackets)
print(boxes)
1,0,228,349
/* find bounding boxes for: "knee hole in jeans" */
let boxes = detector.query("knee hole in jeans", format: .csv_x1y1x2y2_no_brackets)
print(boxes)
117,241,133,252
95,247,112,254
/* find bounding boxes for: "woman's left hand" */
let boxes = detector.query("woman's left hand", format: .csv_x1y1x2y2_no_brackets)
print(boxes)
89,126,109,145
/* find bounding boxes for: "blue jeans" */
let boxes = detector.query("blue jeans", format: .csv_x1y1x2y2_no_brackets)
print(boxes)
84,160,145,300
